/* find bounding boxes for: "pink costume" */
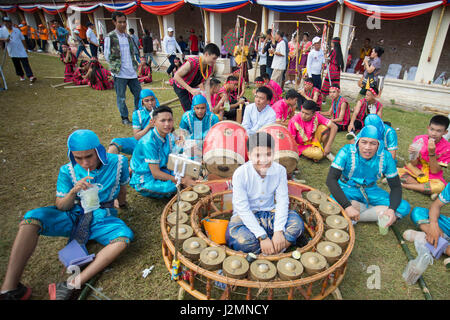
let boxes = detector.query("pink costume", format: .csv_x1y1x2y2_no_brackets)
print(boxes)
413,135,450,184
271,99,294,122
288,113,330,155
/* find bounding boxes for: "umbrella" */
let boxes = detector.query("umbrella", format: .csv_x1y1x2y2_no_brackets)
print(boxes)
222,27,256,54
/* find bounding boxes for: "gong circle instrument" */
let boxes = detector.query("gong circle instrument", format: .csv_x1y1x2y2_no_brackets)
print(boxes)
161,180,355,300
257,124,299,174
203,121,248,178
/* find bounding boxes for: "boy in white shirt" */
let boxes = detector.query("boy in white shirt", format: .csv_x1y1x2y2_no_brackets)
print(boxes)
241,86,276,135
226,132,304,255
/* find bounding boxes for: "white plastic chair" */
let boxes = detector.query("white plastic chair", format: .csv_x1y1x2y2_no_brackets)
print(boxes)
385,63,402,79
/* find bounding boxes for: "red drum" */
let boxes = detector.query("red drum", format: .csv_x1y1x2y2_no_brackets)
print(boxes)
258,124,299,174
203,121,248,178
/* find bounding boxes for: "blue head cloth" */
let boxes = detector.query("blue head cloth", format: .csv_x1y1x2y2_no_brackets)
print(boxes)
191,94,209,110
355,125,383,157
364,114,385,139
67,130,108,167
138,89,160,109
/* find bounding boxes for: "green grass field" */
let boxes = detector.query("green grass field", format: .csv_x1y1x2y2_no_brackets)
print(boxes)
0,52,448,300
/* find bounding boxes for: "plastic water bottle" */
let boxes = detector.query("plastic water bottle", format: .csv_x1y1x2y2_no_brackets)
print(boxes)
409,138,424,161
402,237,434,285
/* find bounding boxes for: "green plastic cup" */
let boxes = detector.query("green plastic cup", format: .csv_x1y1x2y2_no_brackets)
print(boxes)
378,214,390,235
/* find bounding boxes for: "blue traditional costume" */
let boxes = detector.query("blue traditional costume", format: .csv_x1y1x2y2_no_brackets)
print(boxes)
411,184,450,239
179,95,219,141
328,125,410,218
109,89,160,155
22,130,134,246
357,114,398,154
129,127,176,198
226,161,304,254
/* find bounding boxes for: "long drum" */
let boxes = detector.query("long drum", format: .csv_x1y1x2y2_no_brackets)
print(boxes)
258,124,299,174
203,121,248,178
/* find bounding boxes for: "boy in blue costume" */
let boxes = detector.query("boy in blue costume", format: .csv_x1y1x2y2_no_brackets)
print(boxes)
326,125,410,225
357,114,398,160
130,106,196,198
0,130,133,300
108,89,160,155
404,184,450,266
179,94,219,141
179,94,219,161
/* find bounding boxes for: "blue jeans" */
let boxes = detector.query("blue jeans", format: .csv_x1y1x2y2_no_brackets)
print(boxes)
312,74,322,90
113,77,142,119
266,65,273,78
226,210,304,254
76,44,91,59
89,43,98,58
144,53,157,67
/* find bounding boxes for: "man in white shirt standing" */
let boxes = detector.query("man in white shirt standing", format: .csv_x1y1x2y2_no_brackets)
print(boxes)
0,17,36,82
226,132,305,255
162,27,183,76
241,86,276,136
269,31,286,87
86,22,99,58
306,36,325,90
104,12,141,125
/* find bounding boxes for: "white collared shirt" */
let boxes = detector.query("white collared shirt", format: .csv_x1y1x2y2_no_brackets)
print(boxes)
241,103,276,136
104,30,137,79
271,40,286,70
307,48,324,77
232,161,289,239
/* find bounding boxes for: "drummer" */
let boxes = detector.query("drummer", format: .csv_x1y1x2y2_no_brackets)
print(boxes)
226,132,304,255
241,86,276,136
129,106,196,198
179,95,219,160
326,125,411,225
288,100,338,162
108,89,159,155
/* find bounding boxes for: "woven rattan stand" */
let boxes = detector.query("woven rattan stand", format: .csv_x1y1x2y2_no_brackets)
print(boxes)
161,180,355,300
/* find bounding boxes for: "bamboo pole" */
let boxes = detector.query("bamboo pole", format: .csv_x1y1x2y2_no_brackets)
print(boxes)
339,3,345,38
159,97,180,106
274,20,326,24
51,82,72,88
157,15,164,43
428,6,446,62
294,21,300,88
306,15,355,28
238,19,247,96
204,9,210,44
64,85,90,89
237,15,257,25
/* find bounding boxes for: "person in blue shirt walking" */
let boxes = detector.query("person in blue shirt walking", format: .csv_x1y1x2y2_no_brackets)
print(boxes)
108,89,160,155
0,130,134,300
130,106,196,198
54,20,69,54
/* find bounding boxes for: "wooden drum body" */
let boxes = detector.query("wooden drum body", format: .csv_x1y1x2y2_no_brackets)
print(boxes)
203,121,248,178
258,124,299,174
